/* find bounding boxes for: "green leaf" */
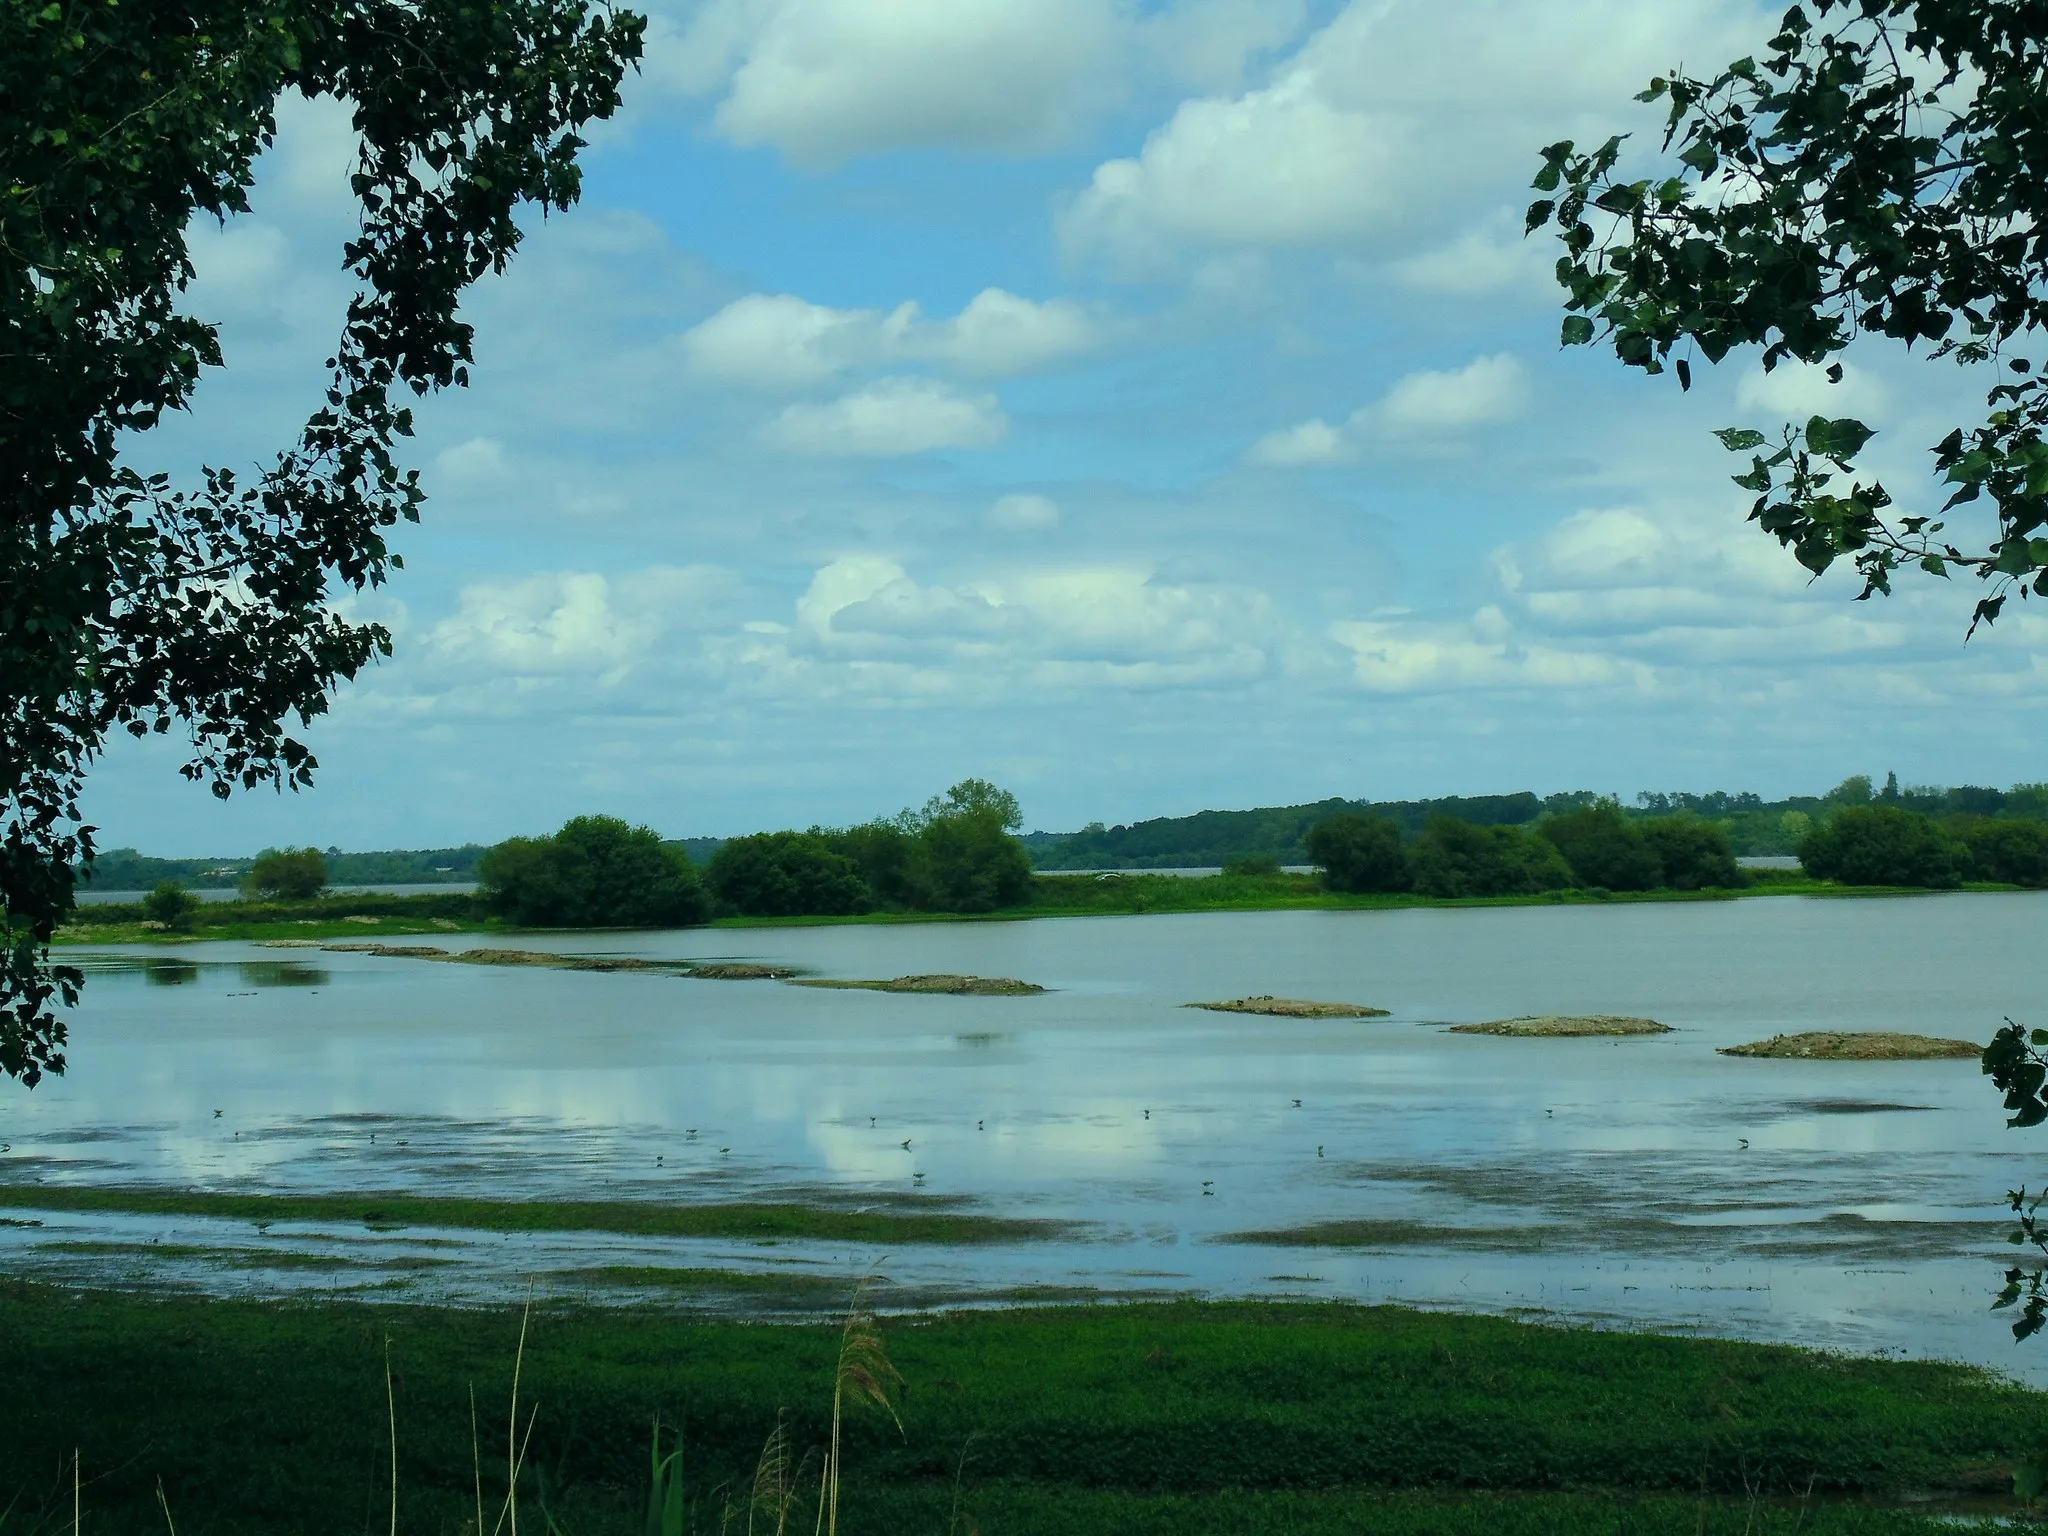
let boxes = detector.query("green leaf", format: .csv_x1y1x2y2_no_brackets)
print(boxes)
1560,315,1594,346
1714,428,1767,451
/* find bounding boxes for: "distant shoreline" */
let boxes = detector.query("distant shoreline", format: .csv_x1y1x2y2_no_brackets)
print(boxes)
48,873,2036,947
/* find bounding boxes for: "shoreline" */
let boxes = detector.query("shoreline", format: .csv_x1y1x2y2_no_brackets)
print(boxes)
48,875,2035,947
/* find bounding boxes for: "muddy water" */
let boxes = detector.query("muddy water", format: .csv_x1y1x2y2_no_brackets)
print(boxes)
4,894,2046,1376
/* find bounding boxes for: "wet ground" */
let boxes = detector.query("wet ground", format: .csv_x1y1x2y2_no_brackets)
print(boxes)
4,894,2045,1376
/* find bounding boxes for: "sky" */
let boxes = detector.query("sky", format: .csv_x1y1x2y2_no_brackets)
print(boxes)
85,0,2048,853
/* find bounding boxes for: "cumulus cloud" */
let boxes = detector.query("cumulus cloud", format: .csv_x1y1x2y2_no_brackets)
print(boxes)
782,554,1284,687
1330,610,1647,693
425,567,735,683
985,493,1062,532
1247,353,1526,465
681,288,1098,390
1063,0,1762,269
761,377,1008,455
1387,209,1554,295
670,0,1121,167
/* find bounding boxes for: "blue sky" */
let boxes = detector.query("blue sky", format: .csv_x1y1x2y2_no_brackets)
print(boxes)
88,0,2048,852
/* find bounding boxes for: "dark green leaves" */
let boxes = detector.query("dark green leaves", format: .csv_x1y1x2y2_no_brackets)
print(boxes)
0,0,645,1081
1530,0,2048,631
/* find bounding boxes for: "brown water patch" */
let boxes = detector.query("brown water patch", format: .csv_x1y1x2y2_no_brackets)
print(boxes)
1719,1032,1980,1060
1187,996,1390,1018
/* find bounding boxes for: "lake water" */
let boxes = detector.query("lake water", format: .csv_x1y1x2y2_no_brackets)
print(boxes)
5,894,2047,1378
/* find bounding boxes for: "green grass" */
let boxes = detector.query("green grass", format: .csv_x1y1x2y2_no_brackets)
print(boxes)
51,874,2035,948
0,1185,1069,1245
0,1286,2033,1534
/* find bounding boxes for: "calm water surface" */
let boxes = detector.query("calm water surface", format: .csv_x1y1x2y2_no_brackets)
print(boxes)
5,895,2046,1375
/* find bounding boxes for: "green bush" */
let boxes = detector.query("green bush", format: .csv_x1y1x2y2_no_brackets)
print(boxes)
1409,817,1572,898
706,832,873,917
1222,853,1284,878
1537,803,1660,891
478,816,710,928
239,847,327,900
1304,814,1408,893
822,821,921,907
1797,806,1962,889
1639,816,1744,890
140,881,201,931
1963,818,2048,886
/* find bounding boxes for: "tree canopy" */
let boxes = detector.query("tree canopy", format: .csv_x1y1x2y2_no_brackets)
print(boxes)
1,0,643,1083
240,845,327,900
478,816,708,929
1532,0,2048,632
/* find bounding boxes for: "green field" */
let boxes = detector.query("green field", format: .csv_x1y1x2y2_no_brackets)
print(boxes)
3,1285,2034,1534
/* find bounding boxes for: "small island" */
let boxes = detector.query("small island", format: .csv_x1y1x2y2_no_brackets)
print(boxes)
790,973,1045,995
1718,1031,1981,1060
1187,996,1390,1018
1448,1015,1671,1037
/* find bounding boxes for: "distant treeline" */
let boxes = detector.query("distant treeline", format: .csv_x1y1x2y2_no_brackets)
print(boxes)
80,844,493,891
1023,774,2048,868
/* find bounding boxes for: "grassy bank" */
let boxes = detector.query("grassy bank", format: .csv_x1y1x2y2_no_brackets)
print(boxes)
0,1185,1061,1245
1,1285,2032,1534
52,871,2036,948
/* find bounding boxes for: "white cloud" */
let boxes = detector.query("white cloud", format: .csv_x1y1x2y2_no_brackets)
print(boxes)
985,493,1062,531
1380,353,1527,432
1063,0,1763,270
425,567,734,682
1140,0,1311,92
681,288,1097,389
1246,353,1525,465
774,554,1285,690
1246,417,1348,467
1063,73,1398,267
681,293,917,390
920,289,1098,375
433,437,506,486
692,0,1122,167
761,377,1007,456
1330,611,1647,693
1387,209,1553,296
1734,359,1886,421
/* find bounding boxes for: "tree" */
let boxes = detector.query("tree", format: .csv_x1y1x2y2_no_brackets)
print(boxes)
1532,0,2048,636
1305,814,1409,894
478,816,708,929
1537,803,1662,892
1797,804,1962,888
821,822,921,909
900,779,1033,914
1964,819,2048,887
1639,816,1745,891
706,833,873,919
141,881,201,932
241,846,327,900
1408,817,1573,900
1,2,644,1086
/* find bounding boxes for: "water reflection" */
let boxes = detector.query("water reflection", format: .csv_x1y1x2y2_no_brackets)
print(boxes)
6,894,2047,1374
142,960,199,987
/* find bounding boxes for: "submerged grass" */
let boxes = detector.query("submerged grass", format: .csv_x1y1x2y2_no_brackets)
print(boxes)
1,1285,2033,1535
0,1185,1068,1245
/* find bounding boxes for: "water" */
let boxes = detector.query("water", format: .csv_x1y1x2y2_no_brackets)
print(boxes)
4,894,2046,1377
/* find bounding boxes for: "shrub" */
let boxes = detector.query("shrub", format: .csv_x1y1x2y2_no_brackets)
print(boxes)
1964,819,2048,887
1305,815,1409,893
1639,816,1744,890
240,847,327,900
706,833,873,918
1222,853,1284,878
1797,805,1962,889
822,822,921,907
1409,817,1572,898
478,816,710,928
140,881,201,931
1538,803,1661,891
